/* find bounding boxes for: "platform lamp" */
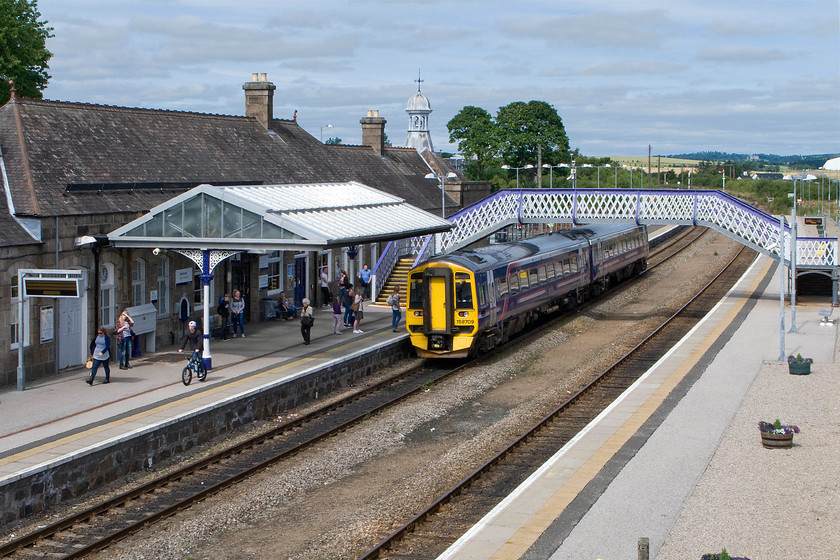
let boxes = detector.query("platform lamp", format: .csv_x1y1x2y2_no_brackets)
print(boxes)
542,164,566,189
425,172,458,218
501,164,534,188
320,123,333,143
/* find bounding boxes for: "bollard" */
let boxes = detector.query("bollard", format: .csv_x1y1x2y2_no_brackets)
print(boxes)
638,537,650,560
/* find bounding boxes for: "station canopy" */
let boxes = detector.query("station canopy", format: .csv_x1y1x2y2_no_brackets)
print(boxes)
108,181,451,251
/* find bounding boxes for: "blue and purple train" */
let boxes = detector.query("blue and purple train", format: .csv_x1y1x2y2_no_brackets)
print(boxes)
406,224,649,358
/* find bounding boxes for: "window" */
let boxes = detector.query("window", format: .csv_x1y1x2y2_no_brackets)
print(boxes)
546,263,555,280
267,251,283,294
10,274,30,349
157,256,170,316
497,275,508,298
100,263,115,328
529,269,539,286
132,258,146,306
455,273,473,309
408,273,424,309
192,269,215,309
509,273,519,294
538,265,547,284
318,251,330,281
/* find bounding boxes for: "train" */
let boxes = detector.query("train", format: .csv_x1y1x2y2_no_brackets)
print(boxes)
406,224,650,358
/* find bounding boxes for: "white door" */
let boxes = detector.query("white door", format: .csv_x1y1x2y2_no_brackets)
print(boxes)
59,295,84,368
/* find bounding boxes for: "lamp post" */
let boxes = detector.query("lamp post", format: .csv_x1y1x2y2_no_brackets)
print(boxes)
501,164,534,188
542,164,566,189
595,164,616,189
425,171,457,218
320,123,333,143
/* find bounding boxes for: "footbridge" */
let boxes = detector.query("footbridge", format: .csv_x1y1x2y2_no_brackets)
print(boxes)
373,189,839,302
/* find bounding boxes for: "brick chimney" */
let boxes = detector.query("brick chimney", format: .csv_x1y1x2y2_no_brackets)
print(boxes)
242,72,276,129
360,109,387,156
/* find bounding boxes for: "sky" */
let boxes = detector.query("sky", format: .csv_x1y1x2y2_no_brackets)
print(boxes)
33,0,840,158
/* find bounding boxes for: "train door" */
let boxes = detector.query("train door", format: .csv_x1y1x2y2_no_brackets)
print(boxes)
423,267,452,333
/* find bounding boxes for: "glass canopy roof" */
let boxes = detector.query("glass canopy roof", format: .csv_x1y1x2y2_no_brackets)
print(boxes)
108,182,451,250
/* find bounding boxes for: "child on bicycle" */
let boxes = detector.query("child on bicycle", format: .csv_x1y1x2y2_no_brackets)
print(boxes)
178,320,203,359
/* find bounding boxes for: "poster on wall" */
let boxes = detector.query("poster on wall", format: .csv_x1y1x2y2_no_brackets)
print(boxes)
286,264,294,287
259,255,269,269
259,274,268,290
40,305,54,343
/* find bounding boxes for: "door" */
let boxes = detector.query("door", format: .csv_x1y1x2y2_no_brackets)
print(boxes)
231,256,251,321
59,290,85,369
294,255,307,307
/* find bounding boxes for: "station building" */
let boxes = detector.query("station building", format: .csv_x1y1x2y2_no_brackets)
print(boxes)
0,75,489,387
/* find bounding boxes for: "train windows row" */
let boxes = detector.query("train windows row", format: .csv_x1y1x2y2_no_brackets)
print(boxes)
603,232,644,258
496,251,581,298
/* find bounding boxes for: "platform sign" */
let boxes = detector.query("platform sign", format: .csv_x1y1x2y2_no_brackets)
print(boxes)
23,277,80,298
804,216,823,226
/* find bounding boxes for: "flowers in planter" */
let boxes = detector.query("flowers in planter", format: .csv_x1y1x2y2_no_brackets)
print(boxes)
787,353,813,364
701,549,750,560
758,419,800,435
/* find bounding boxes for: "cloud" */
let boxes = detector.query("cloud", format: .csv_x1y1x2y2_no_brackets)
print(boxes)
696,46,792,64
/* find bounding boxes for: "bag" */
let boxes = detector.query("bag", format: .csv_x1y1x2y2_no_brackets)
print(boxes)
386,295,393,306
351,301,359,312
301,315,314,328
85,356,93,369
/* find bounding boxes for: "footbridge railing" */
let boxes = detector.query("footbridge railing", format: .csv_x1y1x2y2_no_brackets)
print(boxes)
374,189,837,287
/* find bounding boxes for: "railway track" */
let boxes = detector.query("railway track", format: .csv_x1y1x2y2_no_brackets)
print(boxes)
358,242,754,560
0,226,714,560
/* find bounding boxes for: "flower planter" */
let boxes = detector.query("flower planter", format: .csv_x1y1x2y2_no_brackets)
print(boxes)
788,361,811,375
760,432,794,448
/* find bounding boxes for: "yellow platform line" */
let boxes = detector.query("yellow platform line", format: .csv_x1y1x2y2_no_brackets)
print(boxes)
491,257,773,560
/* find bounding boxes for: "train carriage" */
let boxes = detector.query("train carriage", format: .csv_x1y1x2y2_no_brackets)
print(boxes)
407,224,648,358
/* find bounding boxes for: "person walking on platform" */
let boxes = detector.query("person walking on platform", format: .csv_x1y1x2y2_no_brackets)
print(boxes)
217,293,231,339
87,326,111,385
332,296,343,334
115,310,134,370
388,287,402,332
338,270,348,309
352,290,364,333
300,298,314,345
343,283,355,327
358,264,372,300
231,289,246,337
178,320,203,358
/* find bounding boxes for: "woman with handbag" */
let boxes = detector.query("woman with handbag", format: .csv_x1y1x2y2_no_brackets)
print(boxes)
352,290,364,334
300,298,314,345
86,326,111,385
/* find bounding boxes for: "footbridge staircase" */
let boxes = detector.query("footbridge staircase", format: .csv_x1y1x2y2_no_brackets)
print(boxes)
372,188,838,302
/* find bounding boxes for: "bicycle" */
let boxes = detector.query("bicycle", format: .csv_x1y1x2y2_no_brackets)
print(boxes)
182,351,207,386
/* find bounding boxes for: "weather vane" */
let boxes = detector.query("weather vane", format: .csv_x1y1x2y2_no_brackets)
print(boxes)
415,69,423,92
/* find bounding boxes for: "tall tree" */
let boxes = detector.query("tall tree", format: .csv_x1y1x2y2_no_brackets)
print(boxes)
495,100,569,168
446,106,497,179
0,0,53,105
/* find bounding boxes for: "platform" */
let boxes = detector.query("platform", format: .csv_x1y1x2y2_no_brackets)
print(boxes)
437,254,839,559
0,303,402,481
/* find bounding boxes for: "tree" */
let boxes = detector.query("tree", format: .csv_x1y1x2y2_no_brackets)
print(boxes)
324,137,342,145
446,106,497,179
0,0,53,105
495,100,569,168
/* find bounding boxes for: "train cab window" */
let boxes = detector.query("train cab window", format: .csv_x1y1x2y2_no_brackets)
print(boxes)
408,273,424,309
509,273,520,294
455,273,473,309
538,265,547,283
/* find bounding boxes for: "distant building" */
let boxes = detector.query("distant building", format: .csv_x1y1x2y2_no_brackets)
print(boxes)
750,172,785,180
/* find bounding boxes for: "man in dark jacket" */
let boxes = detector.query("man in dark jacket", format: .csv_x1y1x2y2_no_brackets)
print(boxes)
217,293,231,339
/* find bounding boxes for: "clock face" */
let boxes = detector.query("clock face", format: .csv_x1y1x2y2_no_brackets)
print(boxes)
100,267,109,283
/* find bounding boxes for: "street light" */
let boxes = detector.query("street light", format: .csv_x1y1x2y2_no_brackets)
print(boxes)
595,164,617,189
320,123,333,143
542,164,566,188
425,171,458,218
501,164,534,188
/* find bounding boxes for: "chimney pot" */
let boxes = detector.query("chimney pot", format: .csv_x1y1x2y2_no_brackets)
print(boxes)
367,110,373,117
260,72,267,82
373,110,380,117
251,73,259,82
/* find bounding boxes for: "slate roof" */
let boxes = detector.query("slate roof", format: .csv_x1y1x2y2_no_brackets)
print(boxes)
0,96,458,219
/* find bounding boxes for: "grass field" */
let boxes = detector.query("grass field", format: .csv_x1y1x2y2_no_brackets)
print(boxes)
611,156,702,168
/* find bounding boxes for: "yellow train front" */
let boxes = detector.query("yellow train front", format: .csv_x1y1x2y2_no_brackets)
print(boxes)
406,262,478,358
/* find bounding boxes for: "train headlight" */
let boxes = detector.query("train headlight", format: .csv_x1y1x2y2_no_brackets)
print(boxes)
457,311,469,318
413,311,423,317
